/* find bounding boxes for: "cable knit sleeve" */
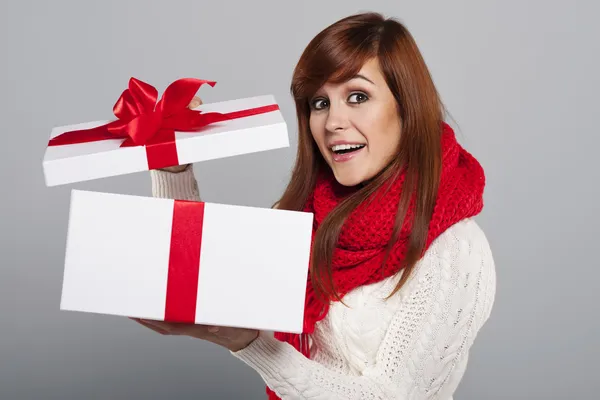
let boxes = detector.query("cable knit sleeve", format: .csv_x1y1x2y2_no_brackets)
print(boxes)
149,165,201,201
231,219,496,400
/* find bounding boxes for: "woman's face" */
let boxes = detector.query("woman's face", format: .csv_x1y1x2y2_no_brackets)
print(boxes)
309,57,402,187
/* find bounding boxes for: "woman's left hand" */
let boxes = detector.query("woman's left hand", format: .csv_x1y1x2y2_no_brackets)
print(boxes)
131,318,259,352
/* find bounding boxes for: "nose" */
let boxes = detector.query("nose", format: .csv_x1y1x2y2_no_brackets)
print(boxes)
324,102,349,133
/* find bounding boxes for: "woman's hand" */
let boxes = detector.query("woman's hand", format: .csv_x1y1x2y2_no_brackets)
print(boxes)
158,95,203,173
130,318,260,352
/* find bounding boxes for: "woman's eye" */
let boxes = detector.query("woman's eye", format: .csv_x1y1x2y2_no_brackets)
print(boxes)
311,98,328,110
348,92,368,104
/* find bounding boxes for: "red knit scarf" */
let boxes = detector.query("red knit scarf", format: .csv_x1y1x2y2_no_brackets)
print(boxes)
266,122,485,399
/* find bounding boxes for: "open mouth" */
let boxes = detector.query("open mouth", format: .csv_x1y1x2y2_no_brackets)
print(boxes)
330,144,366,155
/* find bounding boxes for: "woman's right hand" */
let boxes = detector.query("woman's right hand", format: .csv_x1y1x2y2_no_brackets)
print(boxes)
158,95,203,173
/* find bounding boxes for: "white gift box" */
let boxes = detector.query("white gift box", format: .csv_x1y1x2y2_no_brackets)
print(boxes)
60,190,313,334
43,86,289,187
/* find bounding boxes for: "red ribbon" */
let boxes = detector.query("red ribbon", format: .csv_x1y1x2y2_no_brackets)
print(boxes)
48,77,280,170
163,199,293,400
164,199,205,323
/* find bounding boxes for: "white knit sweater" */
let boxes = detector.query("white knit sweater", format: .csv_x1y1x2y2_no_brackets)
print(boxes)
150,167,497,400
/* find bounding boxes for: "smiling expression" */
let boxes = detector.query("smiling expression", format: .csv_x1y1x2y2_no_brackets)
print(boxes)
309,57,402,187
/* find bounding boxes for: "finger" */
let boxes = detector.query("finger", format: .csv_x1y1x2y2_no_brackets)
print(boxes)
171,324,220,340
140,319,174,331
143,319,192,336
207,326,232,340
132,318,169,335
206,325,254,340
188,96,202,109
190,325,232,345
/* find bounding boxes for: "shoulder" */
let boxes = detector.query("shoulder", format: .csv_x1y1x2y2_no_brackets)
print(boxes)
327,218,497,396
424,217,495,283
342,218,496,328
417,218,495,291
429,218,494,263
412,218,497,331
373,218,496,340
369,219,497,397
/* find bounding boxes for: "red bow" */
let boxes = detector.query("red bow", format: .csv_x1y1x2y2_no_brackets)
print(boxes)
48,77,235,169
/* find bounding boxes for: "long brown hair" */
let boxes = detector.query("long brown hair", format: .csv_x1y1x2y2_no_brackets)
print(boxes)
276,12,445,301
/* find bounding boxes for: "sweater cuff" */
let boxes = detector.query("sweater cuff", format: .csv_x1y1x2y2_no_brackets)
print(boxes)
149,165,201,201
231,332,306,383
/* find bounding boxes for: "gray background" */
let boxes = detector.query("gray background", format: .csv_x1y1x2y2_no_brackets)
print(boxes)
3,0,598,399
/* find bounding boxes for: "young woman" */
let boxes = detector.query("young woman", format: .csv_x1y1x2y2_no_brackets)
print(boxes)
134,12,496,400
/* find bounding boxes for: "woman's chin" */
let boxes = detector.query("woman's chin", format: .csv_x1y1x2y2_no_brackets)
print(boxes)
332,171,366,187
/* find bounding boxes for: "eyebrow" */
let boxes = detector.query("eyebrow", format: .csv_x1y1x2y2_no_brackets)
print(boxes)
311,73,376,99
350,74,376,85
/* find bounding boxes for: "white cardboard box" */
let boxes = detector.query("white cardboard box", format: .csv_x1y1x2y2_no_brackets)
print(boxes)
43,94,289,187
60,190,313,334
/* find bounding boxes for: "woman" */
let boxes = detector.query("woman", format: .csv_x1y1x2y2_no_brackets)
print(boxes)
134,12,496,400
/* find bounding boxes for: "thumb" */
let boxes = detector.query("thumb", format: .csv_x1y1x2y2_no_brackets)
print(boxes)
188,96,202,109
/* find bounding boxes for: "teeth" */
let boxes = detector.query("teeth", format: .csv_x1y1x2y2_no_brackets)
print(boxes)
330,144,365,152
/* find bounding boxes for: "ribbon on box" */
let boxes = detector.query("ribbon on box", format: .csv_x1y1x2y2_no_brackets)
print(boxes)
167,199,280,397
164,199,205,323
48,77,280,170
